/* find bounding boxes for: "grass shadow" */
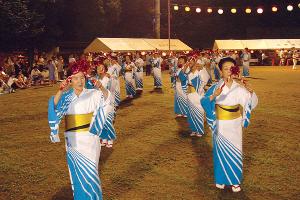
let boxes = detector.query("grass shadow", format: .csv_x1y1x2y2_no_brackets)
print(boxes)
118,98,133,109
51,185,73,200
216,188,250,200
135,90,143,97
99,147,114,168
32,85,50,89
190,134,214,192
175,117,190,138
245,77,267,80
190,125,250,199
149,88,164,94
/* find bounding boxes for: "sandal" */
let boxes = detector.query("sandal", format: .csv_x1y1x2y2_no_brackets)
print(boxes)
232,185,241,192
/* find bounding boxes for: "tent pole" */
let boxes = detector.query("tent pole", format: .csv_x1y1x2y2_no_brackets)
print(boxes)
168,0,171,52
155,0,161,39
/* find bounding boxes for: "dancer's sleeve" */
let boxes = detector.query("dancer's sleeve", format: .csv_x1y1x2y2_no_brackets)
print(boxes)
239,87,258,128
89,90,111,139
201,84,217,130
48,96,60,143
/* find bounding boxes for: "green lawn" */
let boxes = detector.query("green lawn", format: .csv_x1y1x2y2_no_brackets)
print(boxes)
0,67,299,200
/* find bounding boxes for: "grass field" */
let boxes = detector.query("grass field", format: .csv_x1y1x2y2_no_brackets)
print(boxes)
0,67,300,200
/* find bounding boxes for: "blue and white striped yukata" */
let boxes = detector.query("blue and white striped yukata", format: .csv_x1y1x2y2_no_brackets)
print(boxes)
183,69,208,135
108,63,121,107
48,88,111,200
201,80,258,186
122,62,136,98
174,69,188,116
153,57,163,88
134,58,144,90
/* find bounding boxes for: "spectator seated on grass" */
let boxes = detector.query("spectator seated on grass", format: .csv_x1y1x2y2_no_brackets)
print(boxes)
16,72,31,88
0,79,10,94
37,55,45,71
31,66,44,85
3,57,15,76
0,70,12,94
0,70,15,94
41,67,49,84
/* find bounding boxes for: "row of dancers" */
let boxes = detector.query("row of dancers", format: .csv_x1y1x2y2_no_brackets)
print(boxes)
47,51,165,199
47,51,258,199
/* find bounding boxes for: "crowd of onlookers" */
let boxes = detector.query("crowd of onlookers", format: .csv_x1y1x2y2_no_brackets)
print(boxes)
277,48,298,66
0,48,298,95
0,52,93,94
0,56,31,94
0,54,69,95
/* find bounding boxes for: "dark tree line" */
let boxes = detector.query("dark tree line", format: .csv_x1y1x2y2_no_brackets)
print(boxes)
0,0,123,51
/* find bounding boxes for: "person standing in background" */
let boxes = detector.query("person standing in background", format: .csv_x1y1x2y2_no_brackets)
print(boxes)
145,53,152,76
292,50,298,70
13,57,21,76
46,59,56,86
279,49,285,66
241,48,251,77
52,56,59,82
57,56,65,80
168,52,178,88
261,51,267,66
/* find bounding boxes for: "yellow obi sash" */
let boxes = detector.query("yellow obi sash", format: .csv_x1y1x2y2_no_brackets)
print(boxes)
187,85,196,93
65,112,93,132
215,105,241,120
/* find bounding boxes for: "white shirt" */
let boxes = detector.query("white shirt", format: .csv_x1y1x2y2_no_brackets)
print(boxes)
292,52,298,59
31,69,41,77
242,52,251,62
279,50,284,58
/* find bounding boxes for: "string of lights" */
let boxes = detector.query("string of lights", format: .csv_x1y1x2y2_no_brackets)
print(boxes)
172,3,300,14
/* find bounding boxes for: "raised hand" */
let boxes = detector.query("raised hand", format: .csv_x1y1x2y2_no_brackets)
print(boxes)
243,81,254,93
234,76,253,93
93,79,104,90
213,88,222,97
59,76,72,92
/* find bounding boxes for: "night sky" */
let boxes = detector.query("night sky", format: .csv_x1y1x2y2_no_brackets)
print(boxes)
2,0,299,50
109,0,300,48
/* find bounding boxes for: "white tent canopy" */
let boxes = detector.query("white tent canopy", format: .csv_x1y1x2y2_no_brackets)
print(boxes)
213,39,300,50
143,39,192,51
84,38,192,53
